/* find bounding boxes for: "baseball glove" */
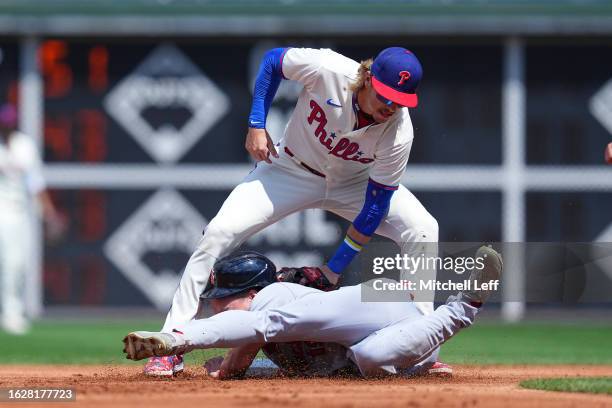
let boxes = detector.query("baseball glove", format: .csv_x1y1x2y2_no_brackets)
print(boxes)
276,267,337,291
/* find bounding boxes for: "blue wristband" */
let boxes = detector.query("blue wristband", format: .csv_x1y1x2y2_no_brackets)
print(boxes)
326,236,363,275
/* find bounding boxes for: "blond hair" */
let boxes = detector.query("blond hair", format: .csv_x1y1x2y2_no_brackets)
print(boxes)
349,58,373,93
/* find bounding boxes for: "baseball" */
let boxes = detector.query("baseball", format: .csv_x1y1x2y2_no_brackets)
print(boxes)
606,142,612,164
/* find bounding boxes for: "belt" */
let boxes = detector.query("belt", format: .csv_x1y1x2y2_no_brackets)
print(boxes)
284,147,326,178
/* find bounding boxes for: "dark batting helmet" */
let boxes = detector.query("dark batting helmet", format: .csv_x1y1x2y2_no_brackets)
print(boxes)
200,251,277,300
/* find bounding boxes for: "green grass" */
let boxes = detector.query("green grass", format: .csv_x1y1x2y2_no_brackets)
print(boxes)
1,320,611,365
439,323,612,365
520,377,612,395
0,320,224,365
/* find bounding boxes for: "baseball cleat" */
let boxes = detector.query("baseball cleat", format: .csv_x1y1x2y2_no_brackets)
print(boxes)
427,361,453,377
123,331,179,361
462,245,503,305
143,355,184,377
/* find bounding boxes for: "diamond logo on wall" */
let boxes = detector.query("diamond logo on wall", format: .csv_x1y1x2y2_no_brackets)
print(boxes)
104,189,207,310
104,43,230,163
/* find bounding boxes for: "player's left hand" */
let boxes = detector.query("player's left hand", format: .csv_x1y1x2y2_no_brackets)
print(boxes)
203,356,224,378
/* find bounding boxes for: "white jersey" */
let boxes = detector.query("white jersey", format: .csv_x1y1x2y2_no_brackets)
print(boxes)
250,282,357,377
280,48,414,186
0,131,45,212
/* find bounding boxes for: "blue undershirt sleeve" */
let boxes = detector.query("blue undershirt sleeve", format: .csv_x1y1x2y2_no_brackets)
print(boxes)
248,47,288,129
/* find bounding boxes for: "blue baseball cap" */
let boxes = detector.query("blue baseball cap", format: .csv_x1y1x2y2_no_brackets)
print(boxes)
371,47,423,108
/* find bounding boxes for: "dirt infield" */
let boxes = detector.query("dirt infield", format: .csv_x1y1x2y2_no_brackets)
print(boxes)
1,365,611,408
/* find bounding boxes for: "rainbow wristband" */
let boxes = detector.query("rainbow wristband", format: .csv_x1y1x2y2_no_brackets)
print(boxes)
326,235,364,274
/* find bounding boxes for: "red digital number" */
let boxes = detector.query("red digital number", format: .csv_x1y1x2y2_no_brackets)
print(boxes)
76,190,107,242
77,109,107,162
40,40,73,98
45,110,108,162
44,115,73,160
88,45,109,92
6,79,18,106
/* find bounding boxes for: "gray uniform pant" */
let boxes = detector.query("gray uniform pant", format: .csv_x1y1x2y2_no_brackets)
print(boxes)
176,284,478,377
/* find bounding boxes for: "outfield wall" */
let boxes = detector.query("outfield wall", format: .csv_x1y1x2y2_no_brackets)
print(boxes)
0,3,609,319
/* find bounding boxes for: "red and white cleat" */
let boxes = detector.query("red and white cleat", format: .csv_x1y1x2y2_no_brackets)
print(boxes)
143,355,184,377
427,361,453,377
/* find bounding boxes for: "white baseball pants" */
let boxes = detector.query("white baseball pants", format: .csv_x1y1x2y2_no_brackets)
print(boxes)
0,206,31,328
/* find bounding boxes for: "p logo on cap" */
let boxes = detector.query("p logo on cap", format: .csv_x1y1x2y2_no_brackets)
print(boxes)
397,71,411,86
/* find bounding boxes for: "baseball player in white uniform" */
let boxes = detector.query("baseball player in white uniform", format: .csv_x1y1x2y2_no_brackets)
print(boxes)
145,46,440,376
0,104,65,335
125,246,502,378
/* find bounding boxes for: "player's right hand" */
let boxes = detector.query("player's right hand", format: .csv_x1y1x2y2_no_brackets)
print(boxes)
203,356,224,378
246,127,279,164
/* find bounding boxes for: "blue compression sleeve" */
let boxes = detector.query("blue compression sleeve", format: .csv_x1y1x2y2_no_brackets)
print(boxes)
248,47,287,129
353,179,396,236
326,179,397,274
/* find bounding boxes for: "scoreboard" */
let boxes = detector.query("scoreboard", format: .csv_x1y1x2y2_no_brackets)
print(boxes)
41,40,255,165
